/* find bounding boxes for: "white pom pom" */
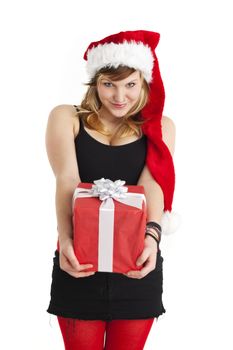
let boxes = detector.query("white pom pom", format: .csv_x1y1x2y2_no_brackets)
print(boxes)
161,210,182,235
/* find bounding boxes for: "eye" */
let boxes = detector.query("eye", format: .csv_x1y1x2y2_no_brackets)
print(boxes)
127,82,136,88
103,82,113,87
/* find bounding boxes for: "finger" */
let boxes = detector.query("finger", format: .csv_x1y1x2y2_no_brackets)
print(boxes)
126,270,142,279
138,263,154,277
61,256,93,273
65,252,93,271
136,249,150,266
67,270,96,278
123,269,141,278
67,254,81,271
78,263,94,271
127,261,155,279
65,262,93,273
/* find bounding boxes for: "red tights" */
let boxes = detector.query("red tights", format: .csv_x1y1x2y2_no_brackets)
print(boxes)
57,316,155,350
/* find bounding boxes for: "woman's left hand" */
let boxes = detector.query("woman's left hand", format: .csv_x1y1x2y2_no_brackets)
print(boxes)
124,235,158,279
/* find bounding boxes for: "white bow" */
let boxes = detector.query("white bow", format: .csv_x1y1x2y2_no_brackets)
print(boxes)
90,178,128,201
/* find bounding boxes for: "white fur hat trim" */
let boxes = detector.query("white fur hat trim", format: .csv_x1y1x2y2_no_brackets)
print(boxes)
86,41,154,83
161,210,182,235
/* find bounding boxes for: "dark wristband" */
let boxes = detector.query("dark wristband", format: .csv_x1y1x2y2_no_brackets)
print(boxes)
146,221,162,232
146,227,161,241
146,223,161,241
145,233,160,246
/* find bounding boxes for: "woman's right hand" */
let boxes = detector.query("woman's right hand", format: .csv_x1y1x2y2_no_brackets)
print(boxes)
59,237,95,278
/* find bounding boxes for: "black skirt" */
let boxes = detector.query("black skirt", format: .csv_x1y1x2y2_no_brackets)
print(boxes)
46,248,166,321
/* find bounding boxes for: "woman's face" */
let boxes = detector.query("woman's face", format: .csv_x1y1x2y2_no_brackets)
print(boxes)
97,70,142,121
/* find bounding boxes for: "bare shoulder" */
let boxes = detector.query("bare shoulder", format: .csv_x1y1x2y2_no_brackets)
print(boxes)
161,115,176,156
161,115,176,132
47,104,79,134
45,104,81,180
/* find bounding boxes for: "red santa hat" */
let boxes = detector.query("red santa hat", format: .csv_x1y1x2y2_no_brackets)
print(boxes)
83,30,181,234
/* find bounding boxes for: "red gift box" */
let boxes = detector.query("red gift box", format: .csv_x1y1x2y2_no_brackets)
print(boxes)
69,178,147,274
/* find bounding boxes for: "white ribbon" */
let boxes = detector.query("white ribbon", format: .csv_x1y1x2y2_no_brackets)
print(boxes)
72,178,146,272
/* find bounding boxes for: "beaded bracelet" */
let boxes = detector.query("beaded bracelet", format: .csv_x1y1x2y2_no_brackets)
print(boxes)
146,222,161,242
145,232,160,246
145,221,162,247
146,221,162,232
146,227,161,241
146,227,160,241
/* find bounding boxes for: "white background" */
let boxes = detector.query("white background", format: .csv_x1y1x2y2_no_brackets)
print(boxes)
0,0,232,349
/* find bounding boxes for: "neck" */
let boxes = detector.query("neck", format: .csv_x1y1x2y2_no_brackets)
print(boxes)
98,106,123,126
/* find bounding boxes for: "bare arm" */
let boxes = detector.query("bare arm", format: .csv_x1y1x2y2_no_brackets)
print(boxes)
45,105,95,277
45,104,81,245
137,116,176,224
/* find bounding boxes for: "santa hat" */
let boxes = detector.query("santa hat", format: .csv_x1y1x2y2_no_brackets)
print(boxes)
83,30,181,234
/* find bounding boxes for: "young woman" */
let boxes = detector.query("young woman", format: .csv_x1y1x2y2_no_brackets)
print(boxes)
46,30,176,350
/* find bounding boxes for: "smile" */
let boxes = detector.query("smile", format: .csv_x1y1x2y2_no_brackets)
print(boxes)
111,103,127,108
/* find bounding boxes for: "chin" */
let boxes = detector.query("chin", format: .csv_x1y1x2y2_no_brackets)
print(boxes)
108,105,131,116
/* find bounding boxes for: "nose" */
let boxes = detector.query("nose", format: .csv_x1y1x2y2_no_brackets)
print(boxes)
113,88,126,103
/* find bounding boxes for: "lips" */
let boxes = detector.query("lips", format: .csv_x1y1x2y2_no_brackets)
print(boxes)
112,103,126,108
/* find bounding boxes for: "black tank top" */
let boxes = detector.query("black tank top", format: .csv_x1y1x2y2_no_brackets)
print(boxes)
73,105,147,185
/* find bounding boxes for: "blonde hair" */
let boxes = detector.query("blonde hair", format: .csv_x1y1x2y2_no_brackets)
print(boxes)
75,65,150,141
